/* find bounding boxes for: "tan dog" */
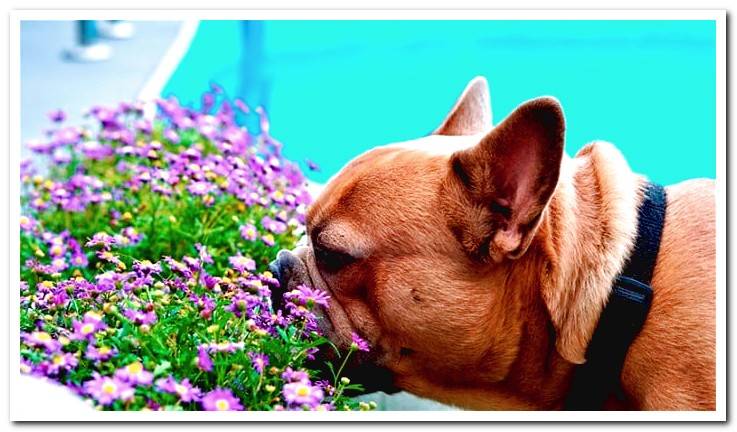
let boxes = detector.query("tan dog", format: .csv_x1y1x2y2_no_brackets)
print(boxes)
272,77,715,410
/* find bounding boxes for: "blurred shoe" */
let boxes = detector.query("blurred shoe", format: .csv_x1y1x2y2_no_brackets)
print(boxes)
97,21,135,40
64,43,112,63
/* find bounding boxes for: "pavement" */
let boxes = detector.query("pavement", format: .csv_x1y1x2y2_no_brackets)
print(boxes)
20,20,183,160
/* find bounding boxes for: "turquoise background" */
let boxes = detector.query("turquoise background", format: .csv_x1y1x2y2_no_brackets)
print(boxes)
163,20,716,185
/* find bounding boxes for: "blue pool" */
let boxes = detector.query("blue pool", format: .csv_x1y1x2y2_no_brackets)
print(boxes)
163,20,716,185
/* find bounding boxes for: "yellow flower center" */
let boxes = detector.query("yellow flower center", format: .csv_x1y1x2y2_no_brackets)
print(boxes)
81,323,96,335
174,384,188,396
102,381,118,395
296,385,310,397
52,355,64,365
215,399,230,411
99,346,111,355
34,332,51,342
126,362,143,374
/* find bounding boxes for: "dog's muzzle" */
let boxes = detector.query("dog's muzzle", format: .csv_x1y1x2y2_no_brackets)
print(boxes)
268,247,400,396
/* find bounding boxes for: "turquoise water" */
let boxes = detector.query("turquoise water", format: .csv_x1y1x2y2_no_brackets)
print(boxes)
163,20,716,185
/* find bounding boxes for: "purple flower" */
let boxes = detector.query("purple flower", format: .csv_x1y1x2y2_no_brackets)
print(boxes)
285,285,330,309
351,332,371,352
114,361,153,386
20,215,36,232
197,346,213,372
281,367,310,384
164,128,180,144
46,352,79,375
190,294,215,319
163,256,193,278
201,388,243,411
122,227,143,244
195,243,213,264
70,253,88,267
187,181,214,196
225,292,261,318
248,352,269,374
71,312,107,341
23,331,61,352
239,224,258,241
84,373,134,406
261,216,287,234
305,159,320,172
282,380,324,409
261,234,275,247
155,376,202,402
20,359,37,375
80,141,114,160
123,308,157,326
133,260,162,276
85,344,117,361
48,109,66,123
228,254,256,273
86,232,116,249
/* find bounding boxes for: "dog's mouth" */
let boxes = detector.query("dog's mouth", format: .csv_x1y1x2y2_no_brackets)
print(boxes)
268,247,399,395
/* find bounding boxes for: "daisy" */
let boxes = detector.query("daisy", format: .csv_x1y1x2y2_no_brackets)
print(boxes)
200,388,243,411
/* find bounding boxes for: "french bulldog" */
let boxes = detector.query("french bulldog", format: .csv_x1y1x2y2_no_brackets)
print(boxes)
270,77,716,410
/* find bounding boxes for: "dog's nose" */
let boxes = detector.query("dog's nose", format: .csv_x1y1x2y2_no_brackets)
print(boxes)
268,250,300,309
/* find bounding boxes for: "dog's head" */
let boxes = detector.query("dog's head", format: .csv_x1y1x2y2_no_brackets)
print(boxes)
270,77,574,395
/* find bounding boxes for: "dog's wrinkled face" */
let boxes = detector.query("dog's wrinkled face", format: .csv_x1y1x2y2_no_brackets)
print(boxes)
271,77,566,393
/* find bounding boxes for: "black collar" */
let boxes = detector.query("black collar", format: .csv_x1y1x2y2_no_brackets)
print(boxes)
564,181,667,410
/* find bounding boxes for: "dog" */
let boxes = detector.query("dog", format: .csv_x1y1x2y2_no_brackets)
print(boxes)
270,77,716,410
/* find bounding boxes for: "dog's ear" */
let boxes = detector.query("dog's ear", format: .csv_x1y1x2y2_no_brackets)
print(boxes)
433,77,492,136
445,97,564,263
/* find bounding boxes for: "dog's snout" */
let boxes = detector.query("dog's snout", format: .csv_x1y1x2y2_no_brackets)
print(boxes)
268,250,304,309
267,259,283,288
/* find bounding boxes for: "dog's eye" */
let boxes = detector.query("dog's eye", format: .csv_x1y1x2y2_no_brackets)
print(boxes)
314,243,356,273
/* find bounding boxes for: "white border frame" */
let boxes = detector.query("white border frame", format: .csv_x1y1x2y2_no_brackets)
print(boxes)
8,9,726,422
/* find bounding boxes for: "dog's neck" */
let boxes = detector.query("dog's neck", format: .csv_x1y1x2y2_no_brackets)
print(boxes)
509,141,647,407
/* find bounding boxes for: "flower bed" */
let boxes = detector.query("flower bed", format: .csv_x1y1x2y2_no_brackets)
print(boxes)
19,86,373,411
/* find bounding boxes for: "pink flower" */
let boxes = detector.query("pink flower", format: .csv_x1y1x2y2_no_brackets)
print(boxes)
228,254,256,273
84,373,135,406
197,346,213,372
155,376,202,402
114,361,153,385
200,388,243,411
239,224,258,241
71,311,107,341
351,332,370,352
282,380,324,409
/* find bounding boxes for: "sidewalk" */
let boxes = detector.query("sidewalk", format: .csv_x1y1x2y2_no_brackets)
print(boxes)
20,21,182,160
